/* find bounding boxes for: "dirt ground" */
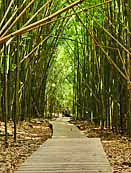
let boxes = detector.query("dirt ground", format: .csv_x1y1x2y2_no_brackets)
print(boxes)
0,119,52,172
70,120,131,173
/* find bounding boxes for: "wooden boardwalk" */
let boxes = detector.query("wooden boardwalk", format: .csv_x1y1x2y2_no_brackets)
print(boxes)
16,117,113,173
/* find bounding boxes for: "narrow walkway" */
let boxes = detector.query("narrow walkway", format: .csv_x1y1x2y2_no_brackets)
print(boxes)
16,117,113,173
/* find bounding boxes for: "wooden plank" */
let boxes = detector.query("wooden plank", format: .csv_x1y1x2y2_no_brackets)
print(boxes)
16,118,113,173
16,171,110,173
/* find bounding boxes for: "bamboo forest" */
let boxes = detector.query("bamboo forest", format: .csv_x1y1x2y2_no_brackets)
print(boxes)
0,0,131,172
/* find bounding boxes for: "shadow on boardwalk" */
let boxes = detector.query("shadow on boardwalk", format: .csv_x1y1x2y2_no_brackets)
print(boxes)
16,117,113,173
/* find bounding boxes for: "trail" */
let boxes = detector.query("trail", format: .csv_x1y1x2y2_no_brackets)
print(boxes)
16,117,112,173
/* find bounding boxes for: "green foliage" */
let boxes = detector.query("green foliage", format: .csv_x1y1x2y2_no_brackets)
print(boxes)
0,0,131,143
46,45,73,110
22,33,33,40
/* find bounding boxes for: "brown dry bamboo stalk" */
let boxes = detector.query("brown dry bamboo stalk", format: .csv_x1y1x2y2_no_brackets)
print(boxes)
74,9,129,82
24,0,51,27
0,1,28,36
4,0,110,46
2,10,75,46
70,0,130,81
0,0,14,28
20,12,68,64
0,7,18,36
92,16,131,56
0,0,84,44
1,0,36,38
20,36,50,63
79,0,112,13
99,44,129,81
91,30,129,81
117,49,128,77
5,0,51,46
96,45,128,76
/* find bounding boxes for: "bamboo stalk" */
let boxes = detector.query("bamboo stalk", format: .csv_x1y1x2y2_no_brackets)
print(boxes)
0,0,84,44
92,16,131,56
1,0,36,38
0,0,14,29
20,36,50,63
70,4,130,82
0,7,18,36
24,0,51,27
4,0,111,46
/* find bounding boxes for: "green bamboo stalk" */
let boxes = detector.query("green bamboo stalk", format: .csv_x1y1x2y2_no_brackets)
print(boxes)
0,0,84,44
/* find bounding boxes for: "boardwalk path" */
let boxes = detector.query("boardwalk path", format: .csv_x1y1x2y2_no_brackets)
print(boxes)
16,117,113,173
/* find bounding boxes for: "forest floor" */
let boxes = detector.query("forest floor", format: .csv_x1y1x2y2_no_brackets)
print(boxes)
0,118,130,173
70,120,131,173
0,118,52,172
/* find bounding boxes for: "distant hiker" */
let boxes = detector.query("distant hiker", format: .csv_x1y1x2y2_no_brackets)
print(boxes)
63,107,70,117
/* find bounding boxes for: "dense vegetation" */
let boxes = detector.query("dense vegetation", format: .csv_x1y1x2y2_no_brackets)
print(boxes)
0,0,131,144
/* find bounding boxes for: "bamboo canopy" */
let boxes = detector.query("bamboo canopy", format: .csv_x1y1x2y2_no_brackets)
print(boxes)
0,0,131,148
0,0,84,44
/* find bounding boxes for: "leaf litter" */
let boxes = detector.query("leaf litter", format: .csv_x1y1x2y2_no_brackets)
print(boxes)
70,120,131,173
0,118,52,172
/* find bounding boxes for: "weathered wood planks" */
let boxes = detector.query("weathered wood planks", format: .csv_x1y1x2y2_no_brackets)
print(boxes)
16,117,113,173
